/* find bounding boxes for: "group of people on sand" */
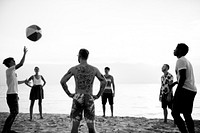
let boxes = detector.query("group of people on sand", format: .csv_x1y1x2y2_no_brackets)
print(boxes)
1,43,197,133
1,47,47,133
159,43,197,133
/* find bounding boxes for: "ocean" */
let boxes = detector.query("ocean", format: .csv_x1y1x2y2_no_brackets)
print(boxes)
0,84,199,120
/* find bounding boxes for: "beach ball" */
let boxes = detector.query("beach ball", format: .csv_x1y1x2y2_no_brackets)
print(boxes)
26,25,42,42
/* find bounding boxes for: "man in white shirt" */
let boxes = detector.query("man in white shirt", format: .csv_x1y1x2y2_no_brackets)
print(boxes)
2,46,28,133
172,43,197,133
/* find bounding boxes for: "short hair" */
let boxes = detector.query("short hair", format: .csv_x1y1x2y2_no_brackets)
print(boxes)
164,64,170,70
177,43,189,56
3,57,14,67
34,66,39,70
105,67,110,71
79,49,89,60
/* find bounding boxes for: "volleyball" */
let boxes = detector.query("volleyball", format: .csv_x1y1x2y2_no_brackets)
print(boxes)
26,25,42,42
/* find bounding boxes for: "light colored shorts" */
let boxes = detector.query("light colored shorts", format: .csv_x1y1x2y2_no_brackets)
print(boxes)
70,93,95,122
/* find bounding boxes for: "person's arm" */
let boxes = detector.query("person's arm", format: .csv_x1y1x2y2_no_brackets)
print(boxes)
111,76,115,97
18,79,27,84
159,77,163,102
15,46,28,70
176,69,186,90
41,75,46,87
93,69,106,100
170,81,178,88
25,76,33,87
60,68,74,98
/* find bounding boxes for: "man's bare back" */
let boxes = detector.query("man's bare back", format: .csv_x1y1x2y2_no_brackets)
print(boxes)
60,49,106,133
72,64,99,94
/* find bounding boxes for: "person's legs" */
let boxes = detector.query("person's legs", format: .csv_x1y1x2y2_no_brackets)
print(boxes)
71,120,80,133
172,88,187,133
30,100,35,120
38,99,43,119
161,94,168,123
84,94,96,132
163,108,168,123
172,111,187,133
108,94,114,117
2,94,19,133
183,113,195,133
2,113,18,133
101,94,107,117
70,94,83,133
110,105,113,117
182,90,196,133
102,104,106,117
87,121,96,133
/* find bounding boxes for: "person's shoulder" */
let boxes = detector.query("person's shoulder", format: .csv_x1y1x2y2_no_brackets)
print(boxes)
92,65,99,72
68,66,77,72
108,74,114,79
6,66,15,73
178,56,187,62
177,56,187,66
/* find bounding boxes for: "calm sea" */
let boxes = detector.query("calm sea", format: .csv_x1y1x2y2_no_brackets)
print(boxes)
0,84,199,120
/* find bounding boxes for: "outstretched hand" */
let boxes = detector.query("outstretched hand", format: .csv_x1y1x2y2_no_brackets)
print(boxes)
93,95,99,100
23,46,28,54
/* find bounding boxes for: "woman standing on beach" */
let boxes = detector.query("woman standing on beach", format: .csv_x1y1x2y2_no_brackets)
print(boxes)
26,67,46,121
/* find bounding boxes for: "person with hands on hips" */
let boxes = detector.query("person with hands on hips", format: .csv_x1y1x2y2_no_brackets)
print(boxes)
60,48,106,133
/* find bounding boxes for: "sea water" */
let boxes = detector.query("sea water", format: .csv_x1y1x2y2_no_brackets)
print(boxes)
0,84,199,120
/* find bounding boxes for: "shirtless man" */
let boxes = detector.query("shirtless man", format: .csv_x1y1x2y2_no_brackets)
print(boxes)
60,49,106,133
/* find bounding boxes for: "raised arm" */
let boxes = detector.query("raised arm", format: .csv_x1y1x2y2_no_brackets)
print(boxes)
93,69,106,100
15,46,28,70
60,68,74,98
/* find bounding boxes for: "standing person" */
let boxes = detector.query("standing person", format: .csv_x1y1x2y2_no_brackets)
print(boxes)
60,48,106,133
172,43,197,133
159,64,174,123
101,67,115,117
1,46,28,133
26,67,46,121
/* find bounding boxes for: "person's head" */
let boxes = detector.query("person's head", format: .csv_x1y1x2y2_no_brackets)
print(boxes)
105,67,110,74
174,43,189,58
34,66,39,73
78,49,89,63
3,57,15,68
162,64,169,73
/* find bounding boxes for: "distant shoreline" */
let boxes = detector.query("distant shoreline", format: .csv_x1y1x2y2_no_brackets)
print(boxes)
1,112,200,133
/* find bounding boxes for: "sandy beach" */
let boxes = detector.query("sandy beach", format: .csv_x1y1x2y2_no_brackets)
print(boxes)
0,112,200,133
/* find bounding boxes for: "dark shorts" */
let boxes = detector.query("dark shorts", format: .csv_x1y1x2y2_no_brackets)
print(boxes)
172,88,196,114
161,93,173,109
29,85,44,100
70,93,95,122
101,91,113,105
7,94,19,115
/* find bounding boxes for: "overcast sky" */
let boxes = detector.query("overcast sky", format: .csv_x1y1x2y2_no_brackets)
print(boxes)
0,0,200,84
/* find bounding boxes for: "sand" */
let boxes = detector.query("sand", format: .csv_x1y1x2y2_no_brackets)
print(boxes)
0,112,200,133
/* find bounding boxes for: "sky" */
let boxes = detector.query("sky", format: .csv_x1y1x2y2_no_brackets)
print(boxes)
0,0,200,84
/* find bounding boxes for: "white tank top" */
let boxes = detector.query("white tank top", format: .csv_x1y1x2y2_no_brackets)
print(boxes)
33,75,42,85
